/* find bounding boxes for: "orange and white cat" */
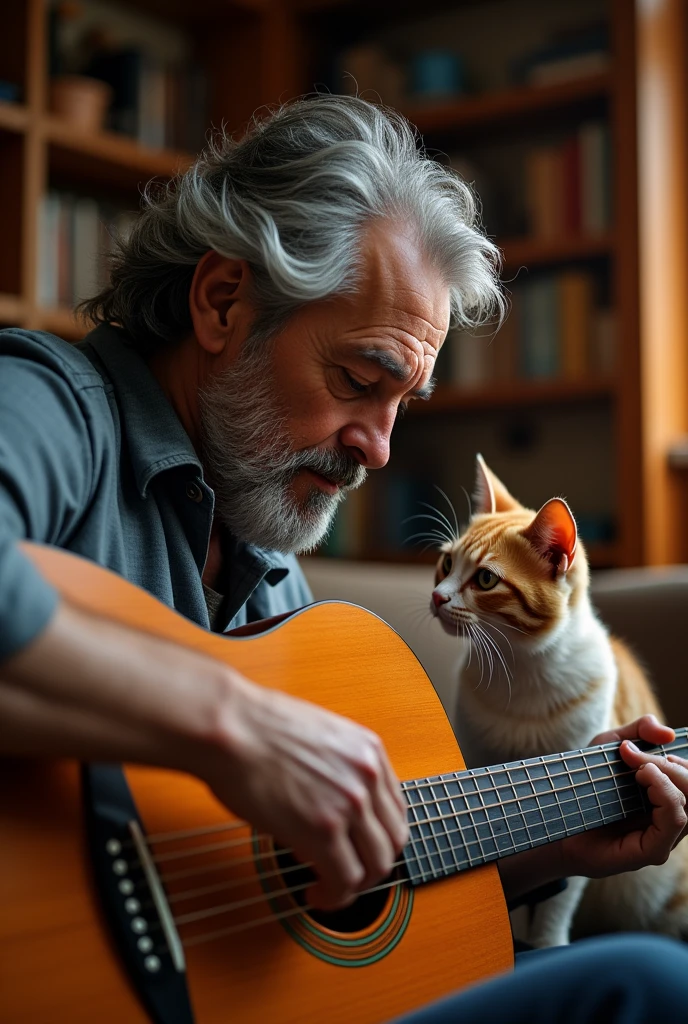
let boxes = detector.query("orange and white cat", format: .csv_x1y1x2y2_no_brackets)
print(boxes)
430,454,688,947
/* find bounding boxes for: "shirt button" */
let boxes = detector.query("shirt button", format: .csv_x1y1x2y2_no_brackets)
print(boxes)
185,481,203,503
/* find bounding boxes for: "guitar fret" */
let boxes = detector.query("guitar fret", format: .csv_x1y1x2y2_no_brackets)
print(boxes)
422,778,450,879
402,780,432,884
439,777,465,875
401,729,688,887
482,766,517,858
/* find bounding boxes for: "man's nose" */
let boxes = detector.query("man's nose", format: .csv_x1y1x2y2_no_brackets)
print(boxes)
432,590,450,608
339,418,393,470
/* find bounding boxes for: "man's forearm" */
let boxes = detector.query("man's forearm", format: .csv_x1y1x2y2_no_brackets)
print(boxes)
0,599,237,775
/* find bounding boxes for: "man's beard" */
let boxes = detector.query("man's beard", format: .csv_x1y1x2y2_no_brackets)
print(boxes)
198,348,366,554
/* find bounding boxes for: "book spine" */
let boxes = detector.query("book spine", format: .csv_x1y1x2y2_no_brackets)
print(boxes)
580,122,610,233
520,277,559,379
559,271,593,379
37,192,60,308
562,135,581,235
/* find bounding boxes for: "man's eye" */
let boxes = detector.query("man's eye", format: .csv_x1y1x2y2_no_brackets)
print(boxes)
342,370,369,394
396,401,409,421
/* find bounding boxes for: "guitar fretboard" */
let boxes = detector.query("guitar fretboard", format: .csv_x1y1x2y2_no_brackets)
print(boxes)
401,728,688,886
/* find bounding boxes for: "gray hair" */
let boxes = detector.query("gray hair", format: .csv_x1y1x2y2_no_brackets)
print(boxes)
81,95,504,351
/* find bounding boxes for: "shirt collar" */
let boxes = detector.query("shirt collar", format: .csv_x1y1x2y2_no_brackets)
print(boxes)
81,324,202,498
79,324,292,588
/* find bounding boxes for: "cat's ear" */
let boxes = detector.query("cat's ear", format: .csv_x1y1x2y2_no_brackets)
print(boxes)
522,498,577,574
473,454,521,515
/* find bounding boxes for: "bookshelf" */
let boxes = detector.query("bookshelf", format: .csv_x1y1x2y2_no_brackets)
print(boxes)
406,70,612,135
3,0,686,568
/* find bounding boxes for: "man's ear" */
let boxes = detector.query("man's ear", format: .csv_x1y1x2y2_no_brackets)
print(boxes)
522,498,577,574
472,453,522,515
189,251,253,355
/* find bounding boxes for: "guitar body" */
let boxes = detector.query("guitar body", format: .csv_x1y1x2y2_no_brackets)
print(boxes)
0,544,513,1023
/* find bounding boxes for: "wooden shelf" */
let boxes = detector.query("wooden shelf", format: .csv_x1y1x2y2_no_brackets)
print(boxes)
404,72,611,135
43,116,193,190
414,376,616,415
0,294,26,323
106,0,264,22
501,233,615,270
34,308,88,341
0,102,28,134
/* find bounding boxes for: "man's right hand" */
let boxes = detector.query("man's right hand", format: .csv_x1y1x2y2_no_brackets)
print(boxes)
1,599,408,912
203,674,409,910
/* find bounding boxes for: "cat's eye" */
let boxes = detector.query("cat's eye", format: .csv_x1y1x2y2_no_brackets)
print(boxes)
441,553,453,576
475,568,500,591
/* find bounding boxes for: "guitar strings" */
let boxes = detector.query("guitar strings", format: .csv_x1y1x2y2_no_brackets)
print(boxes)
135,741,687,879
179,875,405,949
164,776,652,949
143,777,645,931
134,730,688,852
145,766,639,884
150,771,643,899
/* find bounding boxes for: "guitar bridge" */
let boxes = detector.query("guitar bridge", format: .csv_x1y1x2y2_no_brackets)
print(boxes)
82,764,195,1024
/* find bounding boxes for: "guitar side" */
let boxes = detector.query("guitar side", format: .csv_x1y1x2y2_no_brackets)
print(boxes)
0,544,513,1023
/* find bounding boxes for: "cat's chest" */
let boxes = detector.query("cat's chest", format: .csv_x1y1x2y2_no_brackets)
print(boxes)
458,640,617,763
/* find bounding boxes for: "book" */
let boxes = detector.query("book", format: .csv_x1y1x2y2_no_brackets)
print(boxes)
527,51,610,86
37,193,61,308
492,294,520,381
559,271,593,379
525,146,564,239
519,276,560,379
580,121,612,233
448,328,491,388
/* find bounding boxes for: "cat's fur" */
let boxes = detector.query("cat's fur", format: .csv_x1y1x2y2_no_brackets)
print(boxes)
430,454,688,947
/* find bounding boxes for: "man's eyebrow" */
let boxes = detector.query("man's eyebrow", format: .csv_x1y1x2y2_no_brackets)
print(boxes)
359,348,436,401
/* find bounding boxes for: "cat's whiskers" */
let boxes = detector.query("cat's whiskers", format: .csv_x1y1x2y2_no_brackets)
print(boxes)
418,500,458,543
433,485,460,541
402,512,455,546
481,620,516,664
403,530,447,548
460,485,473,522
488,619,529,637
467,621,488,688
475,623,497,689
474,621,513,704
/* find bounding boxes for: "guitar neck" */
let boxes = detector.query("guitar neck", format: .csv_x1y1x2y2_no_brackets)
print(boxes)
401,728,688,886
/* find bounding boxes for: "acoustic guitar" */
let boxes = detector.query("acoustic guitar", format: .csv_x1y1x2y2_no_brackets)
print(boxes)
2,543,685,1024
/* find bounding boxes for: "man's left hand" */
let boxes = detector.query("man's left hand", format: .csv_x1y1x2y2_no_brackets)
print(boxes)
559,714,688,879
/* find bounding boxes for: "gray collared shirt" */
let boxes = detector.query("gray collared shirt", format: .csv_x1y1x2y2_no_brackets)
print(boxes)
0,324,312,661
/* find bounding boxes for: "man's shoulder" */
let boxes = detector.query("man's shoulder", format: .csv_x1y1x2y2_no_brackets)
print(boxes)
0,327,108,393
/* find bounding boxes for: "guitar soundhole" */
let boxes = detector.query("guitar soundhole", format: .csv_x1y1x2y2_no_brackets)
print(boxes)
275,848,391,933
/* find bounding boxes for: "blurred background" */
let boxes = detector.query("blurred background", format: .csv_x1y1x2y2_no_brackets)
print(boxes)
3,0,687,573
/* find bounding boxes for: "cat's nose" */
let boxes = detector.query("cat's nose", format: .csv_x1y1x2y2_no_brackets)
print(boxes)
432,590,450,608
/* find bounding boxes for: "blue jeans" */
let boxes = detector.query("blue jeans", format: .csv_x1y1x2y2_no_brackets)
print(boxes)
392,935,688,1023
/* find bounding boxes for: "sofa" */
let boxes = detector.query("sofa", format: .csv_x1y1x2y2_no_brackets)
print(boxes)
301,558,688,734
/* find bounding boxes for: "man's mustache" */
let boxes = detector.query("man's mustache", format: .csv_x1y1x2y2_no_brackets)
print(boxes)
289,446,366,490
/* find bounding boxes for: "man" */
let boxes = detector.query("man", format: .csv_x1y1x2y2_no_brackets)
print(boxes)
2,96,688,1021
